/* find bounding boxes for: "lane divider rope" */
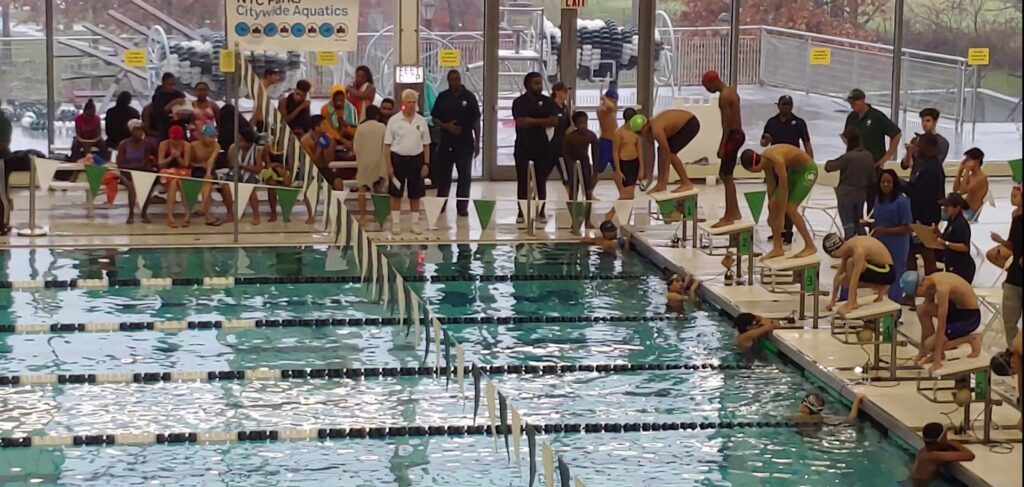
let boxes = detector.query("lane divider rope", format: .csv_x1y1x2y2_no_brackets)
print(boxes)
0,315,680,335
0,362,756,387
0,273,648,290
0,420,817,449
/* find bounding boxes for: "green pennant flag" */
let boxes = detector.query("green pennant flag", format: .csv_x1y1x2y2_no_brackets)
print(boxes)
277,187,301,222
83,165,107,196
1010,158,1022,184
371,194,392,227
568,201,590,229
473,199,496,230
179,178,203,211
744,190,768,224
657,199,676,220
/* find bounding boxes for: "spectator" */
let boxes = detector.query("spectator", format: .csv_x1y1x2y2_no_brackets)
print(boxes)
322,85,356,152
379,98,396,124
870,169,913,302
824,127,875,239
347,65,377,122
1,107,12,235
157,125,192,228
72,99,105,159
112,119,157,224
216,128,262,225
216,104,254,158
300,114,341,190
761,95,813,244
512,72,558,223
431,69,481,217
384,89,431,235
845,88,901,214
953,148,989,220
190,82,219,139
151,72,186,139
353,104,387,225
935,193,976,283
902,108,949,169
167,104,194,142
105,91,140,148
548,81,573,198
251,68,282,131
987,184,1022,346
905,133,944,278
279,80,312,136
191,124,231,226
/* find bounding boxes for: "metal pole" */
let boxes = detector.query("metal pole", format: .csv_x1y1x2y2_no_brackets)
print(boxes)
559,8,578,108
728,0,740,86
637,0,655,115
232,43,240,244
971,67,978,142
890,0,905,123
955,62,966,137
45,0,55,153
482,0,499,181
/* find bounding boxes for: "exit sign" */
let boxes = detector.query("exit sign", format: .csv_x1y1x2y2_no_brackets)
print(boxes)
563,0,586,8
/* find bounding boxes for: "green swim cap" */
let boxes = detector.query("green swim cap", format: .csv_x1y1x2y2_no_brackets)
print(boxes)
629,114,648,133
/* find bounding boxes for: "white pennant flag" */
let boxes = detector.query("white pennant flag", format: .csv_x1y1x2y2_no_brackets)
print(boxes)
128,170,158,210
360,232,369,282
325,245,346,271
304,172,319,206
455,344,465,396
329,191,348,235
234,183,257,220
135,255,152,280
518,200,530,222
33,157,62,192
411,295,421,344
396,277,407,325
422,197,446,230
320,180,331,207
236,248,252,275
432,317,442,371
380,256,391,307
613,200,635,226
370,245,380,300
511,407,522,467
486,381,498,449
575,477,585,487
542,441,555,487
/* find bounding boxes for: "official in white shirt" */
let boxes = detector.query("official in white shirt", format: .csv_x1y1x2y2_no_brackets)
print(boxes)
385,89,432,235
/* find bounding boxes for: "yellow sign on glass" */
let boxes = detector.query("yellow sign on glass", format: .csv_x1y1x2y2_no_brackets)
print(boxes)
123,49,147,68
967,48,989,66
438,49,461,68
219,50,236,73
316,51,339,66
809,47,831,65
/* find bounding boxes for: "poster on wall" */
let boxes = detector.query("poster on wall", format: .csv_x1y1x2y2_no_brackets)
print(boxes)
226,0,359,52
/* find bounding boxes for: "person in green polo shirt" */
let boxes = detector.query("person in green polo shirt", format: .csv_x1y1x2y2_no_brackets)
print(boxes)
845,88,901,215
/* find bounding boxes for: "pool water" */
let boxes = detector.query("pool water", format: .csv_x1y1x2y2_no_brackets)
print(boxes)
0,244,946,486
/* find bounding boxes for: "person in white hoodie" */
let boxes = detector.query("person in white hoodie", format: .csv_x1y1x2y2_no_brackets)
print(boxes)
353,104,387,226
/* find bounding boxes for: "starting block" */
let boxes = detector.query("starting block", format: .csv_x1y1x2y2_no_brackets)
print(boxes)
697,219,755,284
916,356,1006,443
648,188,699,247
830,299,911,380
761,253,822,328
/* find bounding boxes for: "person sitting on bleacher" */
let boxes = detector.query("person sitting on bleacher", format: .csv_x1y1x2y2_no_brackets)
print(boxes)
322,85,357,155
935,193,976,283
823,233,896,316
157,125,192,228
113,119,157,224
71,99,106,160
953,148,988,220
217,128,262,225
258,135,314,224
105,91,140,149
901,271,983,371
300,115,341,191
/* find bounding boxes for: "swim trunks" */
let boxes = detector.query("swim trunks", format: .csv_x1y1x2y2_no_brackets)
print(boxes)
597,138,614,172
860,263,895,285
945,302,981,340
619,158,640,187
719,129,746,178
775,163,818,205
667,117,701,154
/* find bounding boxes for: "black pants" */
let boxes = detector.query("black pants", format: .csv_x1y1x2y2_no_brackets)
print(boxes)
2,153,32,232
515,151,554,207
435,141,473,212
865,167,882,215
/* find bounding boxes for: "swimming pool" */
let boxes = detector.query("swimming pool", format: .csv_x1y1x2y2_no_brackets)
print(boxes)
0,244,948,485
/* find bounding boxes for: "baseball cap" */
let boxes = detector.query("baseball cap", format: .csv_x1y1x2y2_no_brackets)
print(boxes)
846,88,866,101
777,95,794,105
552,81,572,93
939,192,968,208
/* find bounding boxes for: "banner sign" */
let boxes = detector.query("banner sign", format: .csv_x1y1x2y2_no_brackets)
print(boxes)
226,0,359,52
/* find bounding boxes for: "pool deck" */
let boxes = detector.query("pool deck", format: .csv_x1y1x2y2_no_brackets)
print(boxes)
631,217,1023,487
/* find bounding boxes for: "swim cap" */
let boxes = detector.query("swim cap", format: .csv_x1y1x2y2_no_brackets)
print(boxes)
604,89,619,102
922,422,945,443
801,392,825,414
734,313,757,333
168,125,185,140
900,271,921,296
629,114,648,133
740,150,758,170
822,233,844,255
599,220,617,234
91,153,105,165
200,123,217,137
701,70,721,87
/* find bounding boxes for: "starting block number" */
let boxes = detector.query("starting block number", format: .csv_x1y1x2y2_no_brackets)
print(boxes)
683,198,696,220
802,268,817,293
738,231,752,256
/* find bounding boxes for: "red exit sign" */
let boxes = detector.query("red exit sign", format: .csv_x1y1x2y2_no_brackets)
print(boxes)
563,0,586,8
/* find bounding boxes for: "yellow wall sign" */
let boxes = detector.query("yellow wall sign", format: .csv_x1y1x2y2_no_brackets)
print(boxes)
809,47,831,65
219,50,236,73
316,51,339,66
438,49,461,68
123,49,147,68
967,48,989,66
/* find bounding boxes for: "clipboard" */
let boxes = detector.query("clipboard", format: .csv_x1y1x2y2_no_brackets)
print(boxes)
911,223,942,249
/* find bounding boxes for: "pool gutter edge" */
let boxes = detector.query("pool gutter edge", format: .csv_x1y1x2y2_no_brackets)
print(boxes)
630,234,990,487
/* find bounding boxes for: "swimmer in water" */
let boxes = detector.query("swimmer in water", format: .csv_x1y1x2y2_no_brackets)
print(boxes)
734,312,783,350
581,220,629,252
666,273,701,305
905,422,974,487
794,392,865,424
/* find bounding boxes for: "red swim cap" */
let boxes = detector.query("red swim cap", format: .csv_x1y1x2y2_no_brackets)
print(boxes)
701,70,720,87
168,125,185,140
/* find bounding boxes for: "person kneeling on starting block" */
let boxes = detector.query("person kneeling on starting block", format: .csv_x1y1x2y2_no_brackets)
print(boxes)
901,271,983,371
581,220,629,252
734,313,783,350
740,145,819,260
823,233,896,316
666,272,701,306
